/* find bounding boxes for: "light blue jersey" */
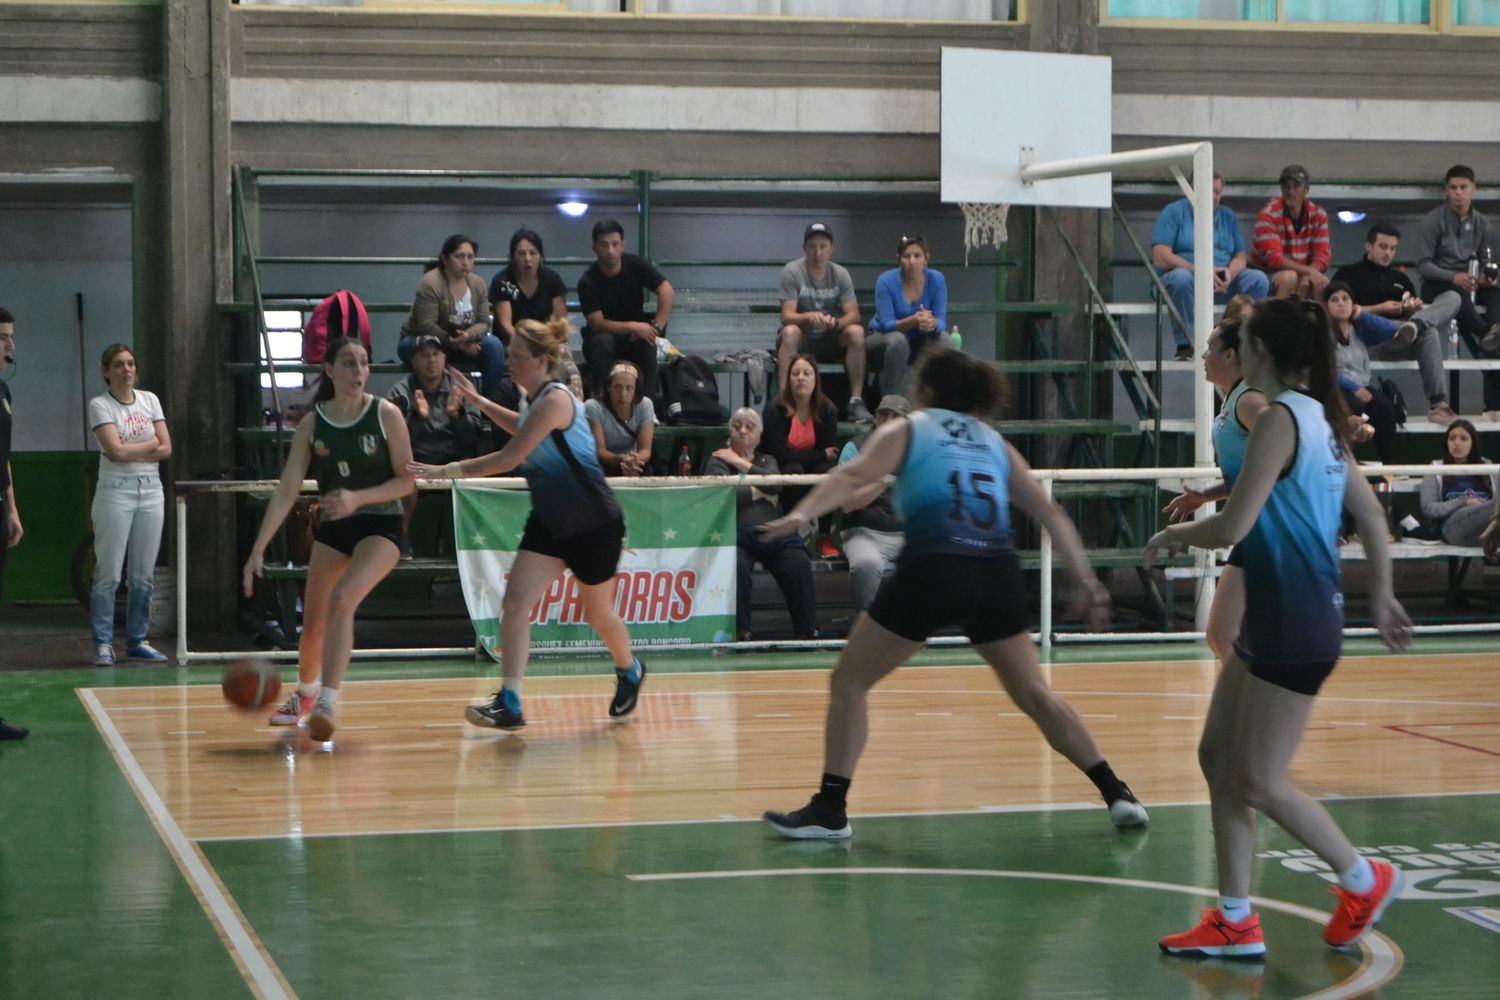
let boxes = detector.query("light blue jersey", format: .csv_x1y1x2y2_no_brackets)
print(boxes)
517,381,620,537
894,408,1014,557
1213,380,1253,488
1234,390,1346,668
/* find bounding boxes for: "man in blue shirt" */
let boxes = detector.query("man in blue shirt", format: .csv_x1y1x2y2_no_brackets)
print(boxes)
1151,173,1270,360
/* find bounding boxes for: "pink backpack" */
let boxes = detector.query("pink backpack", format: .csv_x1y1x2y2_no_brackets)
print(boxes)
301,290,371,363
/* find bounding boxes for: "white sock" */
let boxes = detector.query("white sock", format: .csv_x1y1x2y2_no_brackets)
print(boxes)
1338,856,1376,894
1218,896,1252,922
503,678,523,698
297,681,320,698
317,686,339,708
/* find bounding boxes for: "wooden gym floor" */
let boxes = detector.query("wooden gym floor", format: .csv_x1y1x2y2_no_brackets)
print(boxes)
2,639,1499,998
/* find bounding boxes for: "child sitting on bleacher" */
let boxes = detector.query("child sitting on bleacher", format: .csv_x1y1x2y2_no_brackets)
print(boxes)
1419,418,1498,547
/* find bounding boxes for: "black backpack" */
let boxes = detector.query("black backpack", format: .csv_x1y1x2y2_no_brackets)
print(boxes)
661,354,724,426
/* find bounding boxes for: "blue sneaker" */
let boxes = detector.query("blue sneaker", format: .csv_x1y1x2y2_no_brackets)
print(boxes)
465,690,525,730
126,641,168,663
609,659,647,718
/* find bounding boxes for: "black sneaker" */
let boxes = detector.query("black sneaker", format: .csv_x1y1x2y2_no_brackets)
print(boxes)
763,795,852,840
1173,345,1195,361
465,691,525,730
609,660,647,719
0,717,28,741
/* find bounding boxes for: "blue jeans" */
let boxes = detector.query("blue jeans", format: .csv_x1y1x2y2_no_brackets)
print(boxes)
90,474,165,645
1158,268,1271,349
1353,311,1400,348
398,334,507,400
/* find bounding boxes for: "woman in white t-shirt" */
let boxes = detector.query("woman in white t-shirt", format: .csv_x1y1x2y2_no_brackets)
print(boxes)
88,344,171,665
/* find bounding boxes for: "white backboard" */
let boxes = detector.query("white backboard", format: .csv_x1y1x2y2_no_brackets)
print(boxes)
940,48,1112,208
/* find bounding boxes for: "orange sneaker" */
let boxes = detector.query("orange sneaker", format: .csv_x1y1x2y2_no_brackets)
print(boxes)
1323,860,1402,950
1159,908,1267,959
816,535,841,559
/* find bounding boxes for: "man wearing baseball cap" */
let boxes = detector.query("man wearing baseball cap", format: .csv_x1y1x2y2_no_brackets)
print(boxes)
1251,164,1332,299
777,223,907,425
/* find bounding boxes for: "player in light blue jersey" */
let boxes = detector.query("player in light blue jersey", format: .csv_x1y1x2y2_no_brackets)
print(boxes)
1147,298,1412,959
1161,308,1267,661
410,318,646,731
760,347,1148,840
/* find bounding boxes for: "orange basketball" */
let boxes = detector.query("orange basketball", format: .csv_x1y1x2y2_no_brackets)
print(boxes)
221,659,283,712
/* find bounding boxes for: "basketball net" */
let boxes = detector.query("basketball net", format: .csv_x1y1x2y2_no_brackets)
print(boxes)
959,202,1010,264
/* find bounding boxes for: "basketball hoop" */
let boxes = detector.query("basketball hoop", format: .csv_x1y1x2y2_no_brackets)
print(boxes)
959,202,1010,263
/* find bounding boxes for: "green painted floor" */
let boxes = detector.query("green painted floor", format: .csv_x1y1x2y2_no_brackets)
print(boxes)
3,642,1499,999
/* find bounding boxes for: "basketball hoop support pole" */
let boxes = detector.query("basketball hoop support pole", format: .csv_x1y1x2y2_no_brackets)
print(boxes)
1021,141,1218,631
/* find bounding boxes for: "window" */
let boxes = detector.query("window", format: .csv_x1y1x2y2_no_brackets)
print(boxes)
1105,0,1435,25
261,310,305,391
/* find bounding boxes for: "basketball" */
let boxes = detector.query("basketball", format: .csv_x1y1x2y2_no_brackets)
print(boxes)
221,659,283,712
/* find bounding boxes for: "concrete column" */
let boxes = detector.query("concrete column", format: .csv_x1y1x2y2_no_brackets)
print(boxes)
161,0,236,634
1026,1,1103,467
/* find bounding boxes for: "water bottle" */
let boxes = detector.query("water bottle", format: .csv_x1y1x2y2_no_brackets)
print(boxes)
948,324,962,352
677,444,693,477
1448,324,1460,361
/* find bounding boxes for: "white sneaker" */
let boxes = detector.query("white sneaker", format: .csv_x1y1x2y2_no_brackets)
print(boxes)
1109,797,1149,829
306,697,337,741
93,643,115,666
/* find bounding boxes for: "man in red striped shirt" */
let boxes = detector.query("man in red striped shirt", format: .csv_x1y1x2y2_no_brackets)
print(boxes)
1251,165,1331,300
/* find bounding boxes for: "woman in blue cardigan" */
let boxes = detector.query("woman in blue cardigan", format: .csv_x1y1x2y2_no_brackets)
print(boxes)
872,236,951,375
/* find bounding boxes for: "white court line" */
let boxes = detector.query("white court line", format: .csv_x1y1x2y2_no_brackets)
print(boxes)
95,683,1500,713
191,787,1500,844
623,867,1402,1000
1162,715,1201,721
915,711,952,717
168,730,206,736
755,713,791,719
78,690,293,1000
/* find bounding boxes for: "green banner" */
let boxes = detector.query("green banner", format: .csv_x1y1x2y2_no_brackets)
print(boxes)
452,484,737,657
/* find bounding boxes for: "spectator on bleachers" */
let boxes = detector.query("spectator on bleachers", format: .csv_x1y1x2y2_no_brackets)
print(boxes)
585,361,656,477
578,219,674,401
1151,172,1270,360
871,235,947,376
1251,165,1331,300
1416,164,1500,420
1419,418,1498,547
837,394,909,613
1332,222,1460,425
386,335,483,554
489,227,569,347
778,222,900,424
762,354,840,559
1328,282,1399,464
398,234,506,401
705,406,817,642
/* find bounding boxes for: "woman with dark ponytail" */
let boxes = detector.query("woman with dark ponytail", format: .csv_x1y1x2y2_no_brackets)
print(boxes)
760,346,1148,841
1148,297,1411,960
242,337,415,742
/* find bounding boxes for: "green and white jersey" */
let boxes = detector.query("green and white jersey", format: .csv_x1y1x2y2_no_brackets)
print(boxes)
311,396,401,516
